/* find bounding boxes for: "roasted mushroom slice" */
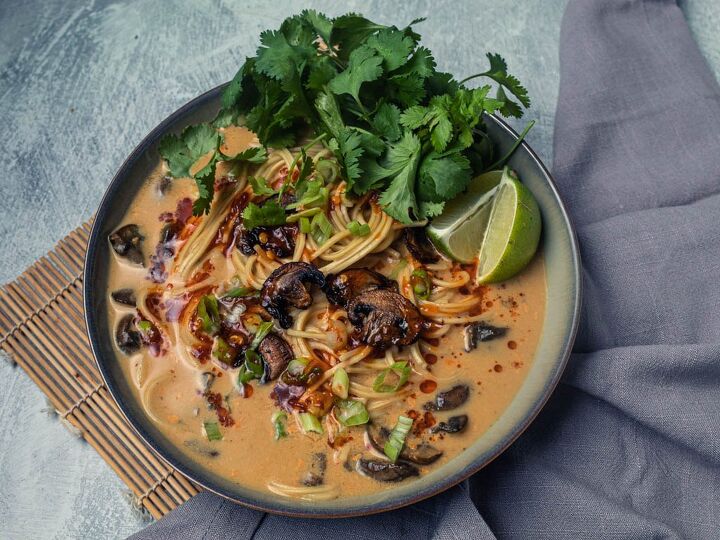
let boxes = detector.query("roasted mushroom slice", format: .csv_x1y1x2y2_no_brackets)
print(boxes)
366,424,443,465
404,227,440,263
323,268,397,308
302,453,327,486
431,414,468,434
238,224,297,258
464,322,508,352
260,262,325,328
356,458,419,483
258,333,293,381
347,289,424,349
109,224,144,265
424,384,470,411
115,314,141,354
110,288,136,307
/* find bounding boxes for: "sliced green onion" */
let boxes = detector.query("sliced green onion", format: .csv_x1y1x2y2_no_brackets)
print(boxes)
299,412,324,434
287,357,310,378
197,295,220,335
372,361,411,393
335,399,369,427
310,212,334,245
286,207,323,223
203,421,223,441
331,367,350,398
248,175,276,196
212,336,237,366
389,259,408,279
224,286,258,298
410,269,431,300
136,320,153,334
250,321,274,349
347,220,371,237
299,216,312,234
288,178,329,210
271,411,288,440
383,415,413,462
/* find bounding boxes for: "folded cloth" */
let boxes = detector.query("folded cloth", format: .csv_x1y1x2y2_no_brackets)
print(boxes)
130,0,720,538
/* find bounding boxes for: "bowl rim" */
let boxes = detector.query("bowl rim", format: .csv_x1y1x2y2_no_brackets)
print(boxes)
84,82,582,518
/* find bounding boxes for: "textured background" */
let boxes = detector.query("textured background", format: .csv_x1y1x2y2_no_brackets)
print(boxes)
1,1,718,538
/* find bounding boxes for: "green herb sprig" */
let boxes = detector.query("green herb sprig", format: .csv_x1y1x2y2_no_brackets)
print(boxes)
159,11,530,223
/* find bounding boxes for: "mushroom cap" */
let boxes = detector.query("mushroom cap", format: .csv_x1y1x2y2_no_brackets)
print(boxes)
260,262,325,328
257,332,294,381
423,384,470,411
404,227,440,264
356,458,419,482
323,268,397,308
109,224,144,265
347,289,424,348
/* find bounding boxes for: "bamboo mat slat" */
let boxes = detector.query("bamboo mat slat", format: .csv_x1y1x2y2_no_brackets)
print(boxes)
0,221,200,519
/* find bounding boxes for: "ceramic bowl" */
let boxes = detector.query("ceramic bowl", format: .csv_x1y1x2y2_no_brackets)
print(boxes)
84,83,581,517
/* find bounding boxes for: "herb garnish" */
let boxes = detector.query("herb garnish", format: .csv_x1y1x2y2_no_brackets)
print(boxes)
159,11,530,222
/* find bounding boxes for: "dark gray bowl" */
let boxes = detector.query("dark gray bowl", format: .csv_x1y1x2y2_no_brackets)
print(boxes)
84,83,581,518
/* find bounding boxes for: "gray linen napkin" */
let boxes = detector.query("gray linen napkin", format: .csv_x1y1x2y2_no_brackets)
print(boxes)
130,0,720,538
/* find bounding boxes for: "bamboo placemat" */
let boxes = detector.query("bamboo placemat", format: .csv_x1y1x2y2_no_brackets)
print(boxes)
0,221,200,519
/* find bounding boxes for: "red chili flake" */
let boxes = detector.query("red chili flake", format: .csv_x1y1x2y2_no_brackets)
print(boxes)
205,392,235,427
507,340,517,350
406,409,419,420
190,343,211,364
424,353,438,365
419,380,437,393
413,411,436,434
494,364,503,373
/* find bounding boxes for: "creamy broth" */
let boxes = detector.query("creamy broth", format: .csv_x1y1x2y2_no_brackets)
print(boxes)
106,128,546,500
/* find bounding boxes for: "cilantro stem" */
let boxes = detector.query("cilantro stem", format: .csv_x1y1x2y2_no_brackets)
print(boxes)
458,71,489,85
484,120,535,172
286,133,328,183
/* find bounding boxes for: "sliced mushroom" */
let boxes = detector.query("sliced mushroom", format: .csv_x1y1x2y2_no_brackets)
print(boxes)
110,288,136,307
323,268,397,308
366,424,443,465
347,289,424,349
258,333,293,381
404,227,440,263
115,314,141,354
463,322,508,352
431,414,468,434
109,224,144,265
356,458,419,483
424,384,470,411
238,224,297,258
260,262,325,328
302,453,327,486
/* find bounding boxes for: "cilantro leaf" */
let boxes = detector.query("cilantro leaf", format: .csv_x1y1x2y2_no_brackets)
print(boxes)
417,151,472,202
221,145,268,163
301,10,333,44
378,131,422,223
193,173,215,215
366,29,414,72
242,200,287,230
248,176,276,196
158,124,219,178
372,102,402,141
328,45,383,102
330,15,387,61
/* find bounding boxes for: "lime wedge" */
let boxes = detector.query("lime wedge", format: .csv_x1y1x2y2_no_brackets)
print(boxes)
476,169,541,284
427,170,503,263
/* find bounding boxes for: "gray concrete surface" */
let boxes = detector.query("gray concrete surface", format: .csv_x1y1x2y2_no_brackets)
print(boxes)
1,1,718,538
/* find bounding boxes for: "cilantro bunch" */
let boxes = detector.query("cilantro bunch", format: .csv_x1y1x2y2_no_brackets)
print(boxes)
161,11,530,223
